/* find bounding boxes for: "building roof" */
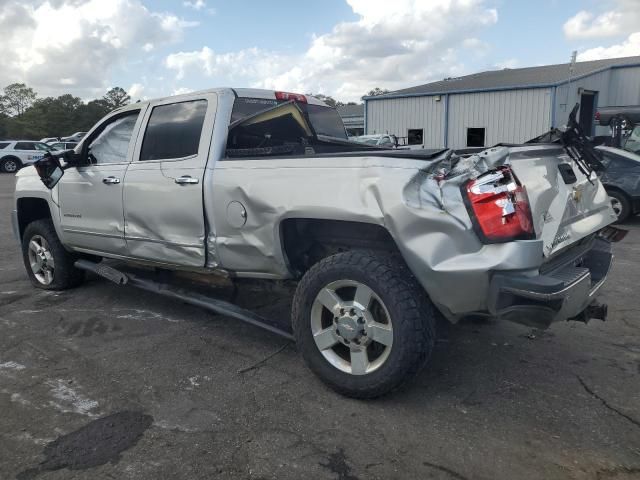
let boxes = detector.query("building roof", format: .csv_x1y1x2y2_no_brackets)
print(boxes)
367,55,640,100
336,104,364,117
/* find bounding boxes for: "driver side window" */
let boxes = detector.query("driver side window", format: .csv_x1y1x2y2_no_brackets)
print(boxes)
87,111,140,165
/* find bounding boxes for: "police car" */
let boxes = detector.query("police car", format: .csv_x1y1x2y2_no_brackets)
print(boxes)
0,140,54,173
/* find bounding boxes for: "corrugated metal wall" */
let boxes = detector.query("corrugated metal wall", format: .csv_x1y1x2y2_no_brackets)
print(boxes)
446,88,552,147
366,65,640,148
366,88,551,148
366,96,445,147
553,69,612,135
610,66,640,105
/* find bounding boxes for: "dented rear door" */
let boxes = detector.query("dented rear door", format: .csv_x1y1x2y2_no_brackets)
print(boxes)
123,93,218,267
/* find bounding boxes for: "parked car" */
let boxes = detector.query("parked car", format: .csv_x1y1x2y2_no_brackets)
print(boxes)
351,134,396,147
597,145,640,222
61,132,87,142
39,137,61,144
49,141,78,151
0,140,53,173
13,89,618,398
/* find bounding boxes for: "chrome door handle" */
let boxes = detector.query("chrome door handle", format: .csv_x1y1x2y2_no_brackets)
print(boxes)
175,176,199,185
102,176,121,185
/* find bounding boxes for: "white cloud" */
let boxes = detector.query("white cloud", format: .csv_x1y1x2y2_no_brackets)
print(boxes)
183,0,206,10
165,0,498,101
172,87,194,95
128,82,145,99
0,0,197,97
577,32,640,60
564,0,640,39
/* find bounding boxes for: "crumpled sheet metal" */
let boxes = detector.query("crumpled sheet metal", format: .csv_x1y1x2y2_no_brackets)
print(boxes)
403,147,511,226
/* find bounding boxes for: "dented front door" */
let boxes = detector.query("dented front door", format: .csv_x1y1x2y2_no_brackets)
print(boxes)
122,93,218,267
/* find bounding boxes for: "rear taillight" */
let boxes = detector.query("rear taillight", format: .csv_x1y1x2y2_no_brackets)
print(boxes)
464,167,535,242
594,111,600,121
275,91,307,103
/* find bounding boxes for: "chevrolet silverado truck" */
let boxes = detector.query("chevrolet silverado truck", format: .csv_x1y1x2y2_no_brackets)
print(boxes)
13,89,620,398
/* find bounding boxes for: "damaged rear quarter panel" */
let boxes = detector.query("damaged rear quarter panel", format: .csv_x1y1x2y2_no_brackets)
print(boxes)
211,154,547,318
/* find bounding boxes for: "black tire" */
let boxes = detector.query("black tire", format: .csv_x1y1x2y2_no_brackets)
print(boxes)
608,190,631,223
21,219,85,290
1,157,22,174
292,250,436,398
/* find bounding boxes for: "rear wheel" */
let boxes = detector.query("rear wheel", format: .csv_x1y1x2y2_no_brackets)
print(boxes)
1,157,21,173
21,219,85,290
608,190,631,223
292,250,436,398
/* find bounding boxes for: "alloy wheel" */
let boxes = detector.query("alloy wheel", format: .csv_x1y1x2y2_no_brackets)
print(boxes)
610,197,623,219
310,279,393,375
27,235,55,285
3,159,18,173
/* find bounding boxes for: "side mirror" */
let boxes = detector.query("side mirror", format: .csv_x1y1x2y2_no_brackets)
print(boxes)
34,153,65,189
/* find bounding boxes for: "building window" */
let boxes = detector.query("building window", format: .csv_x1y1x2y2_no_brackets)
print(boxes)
466,128,485,147
408,129,423,145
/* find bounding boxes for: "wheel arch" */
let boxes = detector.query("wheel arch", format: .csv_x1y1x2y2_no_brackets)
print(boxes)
279,218,401,277
16,197,53,240
603,184,632,201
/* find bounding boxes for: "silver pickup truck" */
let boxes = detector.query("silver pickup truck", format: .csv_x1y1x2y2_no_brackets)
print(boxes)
13,88,620,397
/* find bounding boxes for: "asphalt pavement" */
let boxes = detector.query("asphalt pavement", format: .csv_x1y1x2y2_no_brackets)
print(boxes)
0,172,639,480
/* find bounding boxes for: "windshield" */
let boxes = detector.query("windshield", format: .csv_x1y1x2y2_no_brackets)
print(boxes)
35,143,51,151
231,97,347,140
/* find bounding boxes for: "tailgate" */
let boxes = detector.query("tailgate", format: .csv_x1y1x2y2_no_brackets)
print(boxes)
508,145,616,257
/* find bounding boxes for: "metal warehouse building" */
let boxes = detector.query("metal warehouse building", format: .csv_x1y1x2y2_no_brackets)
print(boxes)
364,55,640,149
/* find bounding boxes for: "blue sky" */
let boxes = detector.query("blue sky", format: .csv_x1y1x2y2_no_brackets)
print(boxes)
2,0,639,102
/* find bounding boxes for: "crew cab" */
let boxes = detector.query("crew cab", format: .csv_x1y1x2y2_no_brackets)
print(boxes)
12,88,620,397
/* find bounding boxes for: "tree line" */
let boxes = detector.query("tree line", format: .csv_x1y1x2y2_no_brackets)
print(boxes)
0,84,131,140
0,84,391,140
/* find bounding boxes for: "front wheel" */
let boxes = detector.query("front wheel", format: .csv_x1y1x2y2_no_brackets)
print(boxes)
21,219,85,290
292,250,436,398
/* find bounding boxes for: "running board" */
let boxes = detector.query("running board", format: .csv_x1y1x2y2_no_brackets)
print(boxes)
74,260,294,341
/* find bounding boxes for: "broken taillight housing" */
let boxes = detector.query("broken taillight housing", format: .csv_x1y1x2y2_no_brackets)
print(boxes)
464,167,535,243
275,91,307,103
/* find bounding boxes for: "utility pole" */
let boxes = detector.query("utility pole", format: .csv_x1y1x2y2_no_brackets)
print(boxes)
567,50,577,107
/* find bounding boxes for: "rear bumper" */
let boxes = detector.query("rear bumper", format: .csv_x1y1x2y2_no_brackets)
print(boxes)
488,237,612,328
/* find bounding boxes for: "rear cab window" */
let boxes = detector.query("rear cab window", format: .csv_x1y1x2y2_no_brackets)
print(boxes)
230,97,347,140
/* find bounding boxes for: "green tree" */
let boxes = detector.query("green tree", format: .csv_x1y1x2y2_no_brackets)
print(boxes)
306,93,339,108
0,83,37,117
103,87,131,110
366,87,390,97
76,99,111,130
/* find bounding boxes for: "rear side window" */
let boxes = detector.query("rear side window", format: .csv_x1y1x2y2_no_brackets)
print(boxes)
15,142,35,150
0,142,9,149
140,100,207,161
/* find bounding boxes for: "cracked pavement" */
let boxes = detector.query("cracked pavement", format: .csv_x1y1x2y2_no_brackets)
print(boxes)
0,174,639,479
